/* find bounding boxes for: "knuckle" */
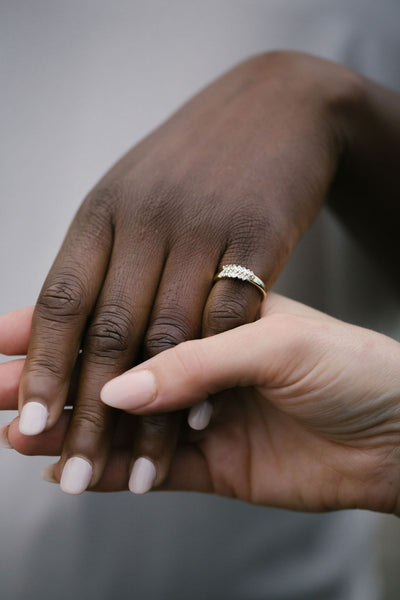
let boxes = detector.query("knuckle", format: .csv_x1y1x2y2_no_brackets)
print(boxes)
77,180,126,242
86,180,124,219
136,182,181,233
144,313,192,357
26,354,65,381
230,202,273,251
204,295,248,335
86,304,132,359
38,272,86,320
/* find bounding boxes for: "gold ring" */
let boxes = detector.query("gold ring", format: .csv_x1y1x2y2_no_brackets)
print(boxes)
214,264,267,298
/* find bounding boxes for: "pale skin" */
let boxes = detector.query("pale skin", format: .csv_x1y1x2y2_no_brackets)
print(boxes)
2,293,400,515
14,50,400,495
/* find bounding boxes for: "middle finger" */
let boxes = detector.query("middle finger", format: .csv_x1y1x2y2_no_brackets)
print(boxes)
127,244,217,493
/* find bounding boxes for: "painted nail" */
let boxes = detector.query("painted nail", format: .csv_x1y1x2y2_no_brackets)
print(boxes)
101,370,157,410
19,401,48,435
41,463,58,484
60,457,93,495
129,457,156,494
0,425,12,449
188,400,213,431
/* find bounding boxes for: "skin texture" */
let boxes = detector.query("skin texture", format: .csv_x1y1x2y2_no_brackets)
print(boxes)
14,51,400,492
2,294,400,515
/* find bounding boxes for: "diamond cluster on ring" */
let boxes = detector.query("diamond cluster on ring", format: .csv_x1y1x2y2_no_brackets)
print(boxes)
217,264,256,282
215,264,267,297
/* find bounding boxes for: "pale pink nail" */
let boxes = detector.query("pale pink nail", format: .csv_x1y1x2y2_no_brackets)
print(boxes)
188,400,213,430
129,457,156,494
101,370,157,410
19,401,48,435
60,457,92,495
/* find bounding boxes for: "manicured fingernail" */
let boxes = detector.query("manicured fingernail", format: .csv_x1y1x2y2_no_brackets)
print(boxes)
60,457,92,495
129,457,156,494
0,425,12,449
19,401,48,435
188,400,213,431
41,463,58,484
101,370,157,410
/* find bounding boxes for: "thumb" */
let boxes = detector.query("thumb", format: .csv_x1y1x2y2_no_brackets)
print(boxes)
100,319,271,414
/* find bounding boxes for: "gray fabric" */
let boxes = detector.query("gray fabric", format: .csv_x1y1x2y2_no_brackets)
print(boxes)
1,1,399,598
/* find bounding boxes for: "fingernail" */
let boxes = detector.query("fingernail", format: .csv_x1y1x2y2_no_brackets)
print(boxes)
41,463,58,484
129,457,156,494
19,401,48,435
0,425,12,449
101,370,157,410
60,457,93,495
188,400,213,430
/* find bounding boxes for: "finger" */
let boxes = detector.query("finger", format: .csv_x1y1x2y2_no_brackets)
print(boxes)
128,250,216,493
58,236,165,495
203,247,268,333
96,443,212,493
4,410,71,455
0,359,25,409
4,409,135,457
19,200,113,436
101,316,270,414
187,399,214,430
0,351,83,412
128,412,183,494
0,306,33,355
188,248,269,430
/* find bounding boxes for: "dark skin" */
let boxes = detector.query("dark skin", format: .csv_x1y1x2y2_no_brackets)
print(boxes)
16,51,400,492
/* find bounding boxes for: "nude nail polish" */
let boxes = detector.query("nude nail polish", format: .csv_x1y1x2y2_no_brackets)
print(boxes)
0,425,12,448
101,370,157,409
129,457,156,494
19,401,49,435
188,400,213,430
60,457,93,495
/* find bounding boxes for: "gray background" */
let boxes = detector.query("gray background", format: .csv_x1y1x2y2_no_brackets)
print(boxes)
1,2,400,599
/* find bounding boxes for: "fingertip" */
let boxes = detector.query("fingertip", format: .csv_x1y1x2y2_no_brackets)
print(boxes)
188,400,213,430
19,401,49,436
60,456,93,495
101,370,157,411
128,457,157,494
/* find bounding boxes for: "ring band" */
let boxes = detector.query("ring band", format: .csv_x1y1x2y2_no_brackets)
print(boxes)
214,264,267,298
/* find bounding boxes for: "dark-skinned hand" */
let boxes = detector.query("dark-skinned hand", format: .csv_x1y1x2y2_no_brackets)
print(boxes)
13,51,400,494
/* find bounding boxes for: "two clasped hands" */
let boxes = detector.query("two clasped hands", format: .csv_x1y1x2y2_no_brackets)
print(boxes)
1,51,400,515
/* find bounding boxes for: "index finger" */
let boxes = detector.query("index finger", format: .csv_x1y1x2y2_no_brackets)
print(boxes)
18,201,112,435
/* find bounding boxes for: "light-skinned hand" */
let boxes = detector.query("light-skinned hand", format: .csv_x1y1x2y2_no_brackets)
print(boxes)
2,294,400,515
